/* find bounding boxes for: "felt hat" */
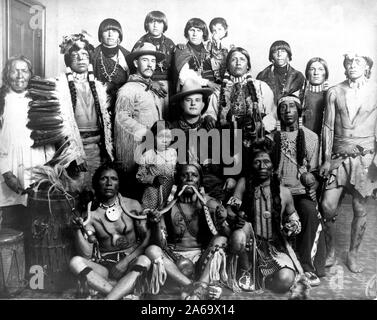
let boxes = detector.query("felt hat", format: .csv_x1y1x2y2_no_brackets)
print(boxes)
171,78,213,103
126,42,165,66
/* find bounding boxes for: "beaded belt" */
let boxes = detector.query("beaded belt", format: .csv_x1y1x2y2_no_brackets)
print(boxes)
80,130,101,139
331,149,374,159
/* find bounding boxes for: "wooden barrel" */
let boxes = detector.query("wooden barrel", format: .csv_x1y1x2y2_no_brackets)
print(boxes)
28,190,77,292
0,228,26,296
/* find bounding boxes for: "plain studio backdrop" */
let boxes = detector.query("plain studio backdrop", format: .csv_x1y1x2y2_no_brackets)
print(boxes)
2,0,377,86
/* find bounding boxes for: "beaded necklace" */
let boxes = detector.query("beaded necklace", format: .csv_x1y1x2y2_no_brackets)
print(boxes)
188,43,206,74
99,50,119,82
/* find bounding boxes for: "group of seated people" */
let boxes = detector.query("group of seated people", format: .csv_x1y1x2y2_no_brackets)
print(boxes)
1,11,376,300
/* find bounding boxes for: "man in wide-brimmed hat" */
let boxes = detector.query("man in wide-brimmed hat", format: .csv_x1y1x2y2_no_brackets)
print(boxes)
170,77,213,170
171,78,236,202
114,42,166,198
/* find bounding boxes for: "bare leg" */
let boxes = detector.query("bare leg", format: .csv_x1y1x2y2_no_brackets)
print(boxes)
105,255,151,300
321,187,344,267
145,245,192,287
69,256,113,294
197,236,227,284
346,192,367,273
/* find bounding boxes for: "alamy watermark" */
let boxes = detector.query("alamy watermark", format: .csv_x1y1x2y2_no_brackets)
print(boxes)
134,123,244,176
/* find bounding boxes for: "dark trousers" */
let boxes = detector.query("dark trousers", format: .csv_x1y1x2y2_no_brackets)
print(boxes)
294,195,326,277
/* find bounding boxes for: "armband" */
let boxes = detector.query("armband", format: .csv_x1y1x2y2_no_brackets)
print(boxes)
227,196,242,211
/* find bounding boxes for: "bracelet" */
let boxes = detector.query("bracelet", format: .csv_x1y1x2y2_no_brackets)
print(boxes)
288,211,300,222
227,196,242,211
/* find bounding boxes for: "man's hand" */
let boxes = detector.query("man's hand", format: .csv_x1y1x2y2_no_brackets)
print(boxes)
203,115,216,130
306,185,318,202
71,216,84,230
151,81,167,98
146,209,161,224
3,171,24,194
134,127,148,142
319,161,331,178
206,81,220,91
234,211,246,229
214,204,227,226
176,43,186,51
223,178,237,192
283,215,301,237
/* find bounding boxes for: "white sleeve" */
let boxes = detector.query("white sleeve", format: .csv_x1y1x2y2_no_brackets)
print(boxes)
259,81,277,132
179,63,209,87
203,88,220,120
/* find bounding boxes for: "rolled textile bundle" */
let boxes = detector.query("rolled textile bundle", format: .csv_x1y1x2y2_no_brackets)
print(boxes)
27,75,86,170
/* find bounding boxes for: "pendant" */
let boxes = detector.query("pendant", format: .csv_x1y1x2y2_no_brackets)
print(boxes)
105,206,121,222
263,211,271,219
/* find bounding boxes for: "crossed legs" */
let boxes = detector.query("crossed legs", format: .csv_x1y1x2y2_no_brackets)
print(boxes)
69,255,151,300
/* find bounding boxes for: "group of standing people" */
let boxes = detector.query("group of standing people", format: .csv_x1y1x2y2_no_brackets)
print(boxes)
0,11,376,300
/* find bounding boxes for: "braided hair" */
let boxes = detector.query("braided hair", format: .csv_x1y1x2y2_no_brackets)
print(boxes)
247,140,282,236
274,95,306,170
65,64,103,131
64,41,106,157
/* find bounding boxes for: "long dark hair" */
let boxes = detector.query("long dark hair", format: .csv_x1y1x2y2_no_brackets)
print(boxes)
246,140,282,237
305,57,329,81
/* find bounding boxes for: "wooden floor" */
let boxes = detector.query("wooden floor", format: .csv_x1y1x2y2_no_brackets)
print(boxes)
5,197,377,300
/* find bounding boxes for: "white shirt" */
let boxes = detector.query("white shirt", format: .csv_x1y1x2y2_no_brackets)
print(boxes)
0,90,54,207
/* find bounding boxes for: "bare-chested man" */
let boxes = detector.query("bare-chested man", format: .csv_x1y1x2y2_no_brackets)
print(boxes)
145,163,228,300
320,53,377,273
226,140,301,293
69,163,151,300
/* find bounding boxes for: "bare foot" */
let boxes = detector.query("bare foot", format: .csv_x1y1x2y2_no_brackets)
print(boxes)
346,252,364,273
325,250,337,267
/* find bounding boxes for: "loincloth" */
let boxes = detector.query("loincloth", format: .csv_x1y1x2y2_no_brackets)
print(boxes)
95,244,138,270
327,154,377,197
167,245,203,264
